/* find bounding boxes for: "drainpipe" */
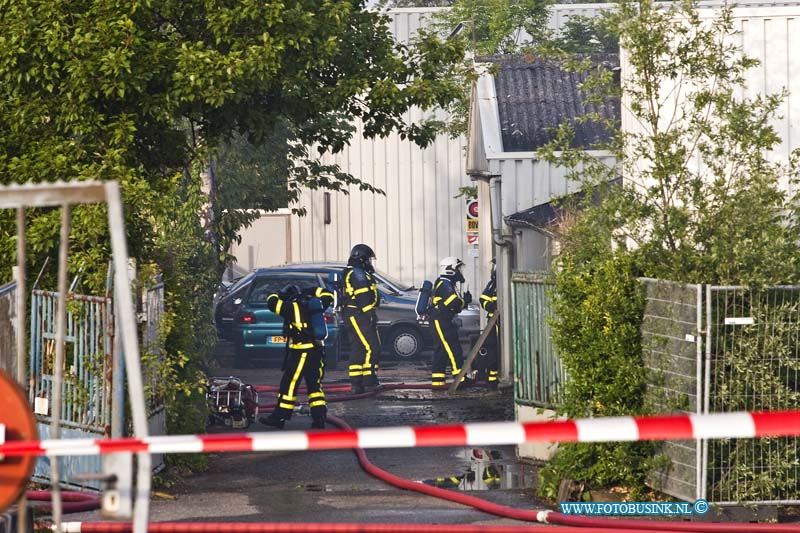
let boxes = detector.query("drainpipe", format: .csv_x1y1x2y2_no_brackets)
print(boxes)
488,176,514,382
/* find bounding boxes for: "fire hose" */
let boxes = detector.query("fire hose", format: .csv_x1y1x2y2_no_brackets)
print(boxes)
26,491,101,513
7,383,799,532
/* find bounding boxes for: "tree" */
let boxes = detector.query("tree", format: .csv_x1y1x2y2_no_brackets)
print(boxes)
0,0,466,445
536,0,800,497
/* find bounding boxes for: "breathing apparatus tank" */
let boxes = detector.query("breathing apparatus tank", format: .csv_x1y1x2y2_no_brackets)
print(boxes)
415,280,433,319
307,296,328,341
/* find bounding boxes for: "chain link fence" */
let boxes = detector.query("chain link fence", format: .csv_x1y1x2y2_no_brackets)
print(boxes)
639,278,703,502
516,275,800,504
703,286,800,504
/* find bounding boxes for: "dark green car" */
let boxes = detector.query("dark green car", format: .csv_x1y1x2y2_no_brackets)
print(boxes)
215,270,340,369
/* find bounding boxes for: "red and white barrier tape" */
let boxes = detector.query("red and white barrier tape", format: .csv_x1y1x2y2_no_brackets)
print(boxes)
2,410,798,458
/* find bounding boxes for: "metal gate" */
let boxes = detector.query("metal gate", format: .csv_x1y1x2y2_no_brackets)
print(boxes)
703,285,800,504
511,272,566,408
639,278,703,502
0,281,18,379
143,281,166,472
29,289,114,489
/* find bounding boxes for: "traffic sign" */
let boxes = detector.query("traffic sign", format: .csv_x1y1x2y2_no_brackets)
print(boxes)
465,200,478,245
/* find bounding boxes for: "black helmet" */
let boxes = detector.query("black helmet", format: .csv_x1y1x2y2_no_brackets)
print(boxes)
280,284,301,300
349,243,376,273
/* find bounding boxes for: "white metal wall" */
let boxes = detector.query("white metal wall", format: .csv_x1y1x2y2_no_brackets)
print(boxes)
288,5,641,290
620,5,800,194
290,9,479,290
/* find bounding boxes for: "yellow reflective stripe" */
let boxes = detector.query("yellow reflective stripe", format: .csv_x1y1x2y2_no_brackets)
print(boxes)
362,369,373,376
309,400,326,407
435,280,443,289
293,302,302,330
432,297,442,304
480,294,492,301
488,376,498,381
349,371,363,377
444,293,457,306
434,319,459,374
353,287,369,295
450,477,460,484
279,394,296,401
315,287,332,298
275,299,283,315
345,270,355,294
431,373,446,378
279,402,294,409
290,342,315,349
287,352,308,399
349,315,373,367
362,304,375,312
308,392,325,399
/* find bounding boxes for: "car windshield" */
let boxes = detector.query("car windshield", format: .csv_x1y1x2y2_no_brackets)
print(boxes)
225,273,254,294
247,273,320,302
374,271,414,292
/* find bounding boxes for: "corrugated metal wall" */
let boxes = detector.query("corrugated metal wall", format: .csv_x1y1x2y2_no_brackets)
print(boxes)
289,5,623,290
621,5,800,194
290,9,478,290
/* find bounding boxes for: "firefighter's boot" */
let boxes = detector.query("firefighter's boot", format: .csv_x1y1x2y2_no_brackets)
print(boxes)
259,413,286,429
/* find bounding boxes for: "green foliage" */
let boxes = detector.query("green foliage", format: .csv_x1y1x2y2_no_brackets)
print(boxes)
536,0,800,499
0,0,466,472
453,185,477,199
537,205,655,499
554,16,618,54
435,0,553,56
708,296,800,500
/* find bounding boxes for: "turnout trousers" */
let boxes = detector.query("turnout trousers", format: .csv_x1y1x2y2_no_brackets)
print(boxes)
273,343,327,422
431,316,464,387
344,309,381,389
476,319,499,385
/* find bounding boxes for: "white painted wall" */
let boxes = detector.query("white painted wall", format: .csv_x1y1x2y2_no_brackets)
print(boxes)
229,210,292,272
287,5,633,291
620,5,800,196
290,8,480,291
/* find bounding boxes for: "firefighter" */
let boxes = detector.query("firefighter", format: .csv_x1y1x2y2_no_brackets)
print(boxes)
341,243,381,394
477,258,499,389
259,284,335,430
430,256,475,389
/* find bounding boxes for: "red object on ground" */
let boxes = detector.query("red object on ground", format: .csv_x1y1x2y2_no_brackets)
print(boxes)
26,490,102,513
61,523,697,533
0,370,38,512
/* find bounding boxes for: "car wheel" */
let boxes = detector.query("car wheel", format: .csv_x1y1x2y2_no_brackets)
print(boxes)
386,325,423,360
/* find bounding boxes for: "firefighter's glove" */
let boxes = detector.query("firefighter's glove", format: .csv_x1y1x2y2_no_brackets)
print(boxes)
463,291,473,304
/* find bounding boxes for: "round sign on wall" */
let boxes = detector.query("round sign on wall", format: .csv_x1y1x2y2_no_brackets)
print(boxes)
467,200,479,219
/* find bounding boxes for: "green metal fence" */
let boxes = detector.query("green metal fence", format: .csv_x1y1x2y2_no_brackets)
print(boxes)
511,271,565,408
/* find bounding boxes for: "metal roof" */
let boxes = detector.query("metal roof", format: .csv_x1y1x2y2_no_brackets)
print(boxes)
489,54,620,152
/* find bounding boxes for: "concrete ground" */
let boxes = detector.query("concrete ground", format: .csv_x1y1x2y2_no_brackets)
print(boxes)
66,346,550,526
52,343,800,527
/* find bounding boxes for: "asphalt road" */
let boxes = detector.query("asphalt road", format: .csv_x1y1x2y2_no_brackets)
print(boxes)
66,349,549,527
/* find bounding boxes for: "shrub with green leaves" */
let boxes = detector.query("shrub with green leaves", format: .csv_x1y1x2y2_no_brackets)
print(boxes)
536,0,800,499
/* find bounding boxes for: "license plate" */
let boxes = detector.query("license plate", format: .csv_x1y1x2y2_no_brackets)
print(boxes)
271,336,287,344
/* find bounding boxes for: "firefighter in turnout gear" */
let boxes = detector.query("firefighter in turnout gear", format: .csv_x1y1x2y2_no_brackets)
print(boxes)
342,244,381,394
259,284,335,430
430,256,475,390
477,258,499,389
